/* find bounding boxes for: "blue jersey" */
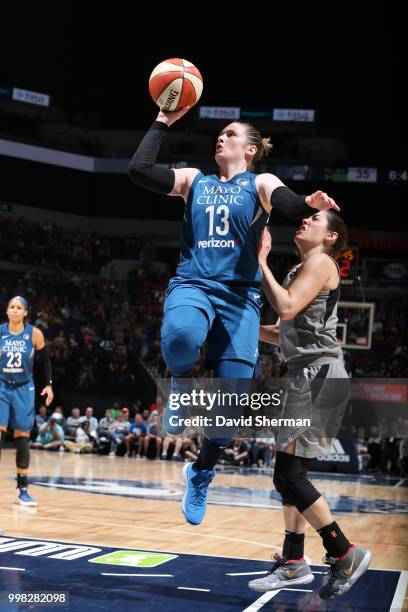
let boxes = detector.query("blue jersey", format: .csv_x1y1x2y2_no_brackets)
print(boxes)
176,171,269,284
0,323,35,384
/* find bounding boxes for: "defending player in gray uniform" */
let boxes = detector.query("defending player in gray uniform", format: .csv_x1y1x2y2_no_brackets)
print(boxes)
249,210,371,600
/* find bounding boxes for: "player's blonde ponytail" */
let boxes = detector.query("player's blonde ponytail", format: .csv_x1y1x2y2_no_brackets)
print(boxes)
241,123,273,170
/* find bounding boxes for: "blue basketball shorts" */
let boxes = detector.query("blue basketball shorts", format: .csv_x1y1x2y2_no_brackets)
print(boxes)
0,380,36,431
162,276,261,366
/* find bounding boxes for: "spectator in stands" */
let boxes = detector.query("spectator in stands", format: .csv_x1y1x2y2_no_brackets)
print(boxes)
53,406,66,431
121,406,130,421
148,396,164,423
64,421,96,454
65,407,81,438
221,436,249,466
80,407,98,433
32,413,65,450
98,409,114,437
143,415,162,459
250,436,275,467
108,413,130,456
161,436,184,461
125,413,147,458
141,409,150,424
96,409,115,454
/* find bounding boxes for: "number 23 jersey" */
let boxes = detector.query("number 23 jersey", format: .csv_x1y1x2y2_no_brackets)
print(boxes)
0,323,35,384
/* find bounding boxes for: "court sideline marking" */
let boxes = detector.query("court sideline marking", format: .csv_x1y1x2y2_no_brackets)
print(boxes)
242,590,280,611
389,570,408,611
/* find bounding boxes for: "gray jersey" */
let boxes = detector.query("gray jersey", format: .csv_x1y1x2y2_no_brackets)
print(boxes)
279,258,342,366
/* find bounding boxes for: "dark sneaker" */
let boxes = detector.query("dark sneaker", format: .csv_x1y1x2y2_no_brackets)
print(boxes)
17,488,38,506
249,554,314,592
319,545,372,600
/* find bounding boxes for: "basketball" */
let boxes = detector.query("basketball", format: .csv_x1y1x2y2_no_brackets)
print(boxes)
149,58,203,111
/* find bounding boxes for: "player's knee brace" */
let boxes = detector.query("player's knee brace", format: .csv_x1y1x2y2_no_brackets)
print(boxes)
15,436,30,470
273,451,321,513
161,307,209,376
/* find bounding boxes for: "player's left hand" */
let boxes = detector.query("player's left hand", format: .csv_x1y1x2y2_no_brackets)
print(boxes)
258,228,272,263
157,106,191,127
306,190,340,211
41,385,54,406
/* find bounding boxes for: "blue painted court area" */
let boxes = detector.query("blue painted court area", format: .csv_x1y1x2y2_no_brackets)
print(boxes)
29,476,408,515
0,536,405,611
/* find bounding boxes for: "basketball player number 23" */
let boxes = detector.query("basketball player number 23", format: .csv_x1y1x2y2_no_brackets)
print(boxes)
205,205,230,236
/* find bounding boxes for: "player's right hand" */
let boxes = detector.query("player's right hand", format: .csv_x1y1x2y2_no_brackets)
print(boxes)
156,106,191,127
306,190,340,212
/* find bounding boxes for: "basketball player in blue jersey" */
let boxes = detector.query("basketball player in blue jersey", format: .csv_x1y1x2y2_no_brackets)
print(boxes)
0,297,53,506
128,105,340,526
248,212,371,600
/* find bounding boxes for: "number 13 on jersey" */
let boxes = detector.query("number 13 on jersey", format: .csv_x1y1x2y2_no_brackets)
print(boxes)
205,205,230,236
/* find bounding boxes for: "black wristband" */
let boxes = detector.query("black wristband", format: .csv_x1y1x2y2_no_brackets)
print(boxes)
270,186,312,219
128,121,175,194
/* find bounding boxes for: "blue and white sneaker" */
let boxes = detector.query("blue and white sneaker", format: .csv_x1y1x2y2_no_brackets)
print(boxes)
182,462,215,525
17,489,37,507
